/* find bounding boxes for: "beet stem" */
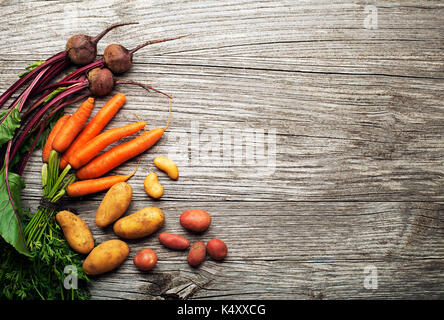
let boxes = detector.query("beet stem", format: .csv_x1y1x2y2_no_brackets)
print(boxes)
31,59,70,96
0,51,67,108
62,58,105,82
16,120,45,175
115,80,172,99
17,91,89,175
3,140,27,252
38,80,82,93
129,35,186,55
0,65,51,126
91,22,139,44
9,82,88,162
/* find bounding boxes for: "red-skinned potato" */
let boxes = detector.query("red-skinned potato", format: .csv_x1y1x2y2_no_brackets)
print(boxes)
133,248,158,271
180,209,211,233
206,239,228,260
158,232,190,250
187,241,206,267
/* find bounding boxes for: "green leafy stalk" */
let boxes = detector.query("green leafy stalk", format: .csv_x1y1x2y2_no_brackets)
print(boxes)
0,106,21,146
0,151,90,300
25,150,75,247
18,61,45,78
0,167,29,256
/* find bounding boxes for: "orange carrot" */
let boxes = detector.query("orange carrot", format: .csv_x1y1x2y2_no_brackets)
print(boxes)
67,160,139,197
67,175,133,197
42,114,71,163
67,172,134,197
52,97,95,153
69,121,147,169
76,97,172,180
59,93,126,169
76,128,164,180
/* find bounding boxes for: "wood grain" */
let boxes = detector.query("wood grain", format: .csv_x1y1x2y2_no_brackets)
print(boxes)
1,0,443,299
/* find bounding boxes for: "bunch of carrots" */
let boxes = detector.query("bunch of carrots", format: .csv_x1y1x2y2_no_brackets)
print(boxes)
42,92,172,197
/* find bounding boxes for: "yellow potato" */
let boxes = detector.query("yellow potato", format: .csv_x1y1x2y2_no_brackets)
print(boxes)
95,182,132,228
113,207,165,239
56,210,94,255
144,172,164,199
82,239,129,276
153,156,179,180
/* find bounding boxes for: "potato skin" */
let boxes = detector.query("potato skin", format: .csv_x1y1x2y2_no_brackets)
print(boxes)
113,207,164,239
133,248,158,271
153,156,179,180
56,210,94,255
96,182,132,228
180,209,211,233
206,239,228,260
158,232,190,250
82,239,129,276
187,241,206,267
144,172,164,199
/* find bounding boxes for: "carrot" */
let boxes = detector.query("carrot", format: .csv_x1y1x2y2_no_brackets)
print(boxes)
41,114,71,163
69,121,147,169
76,128,164,180
76,98,172,180
59,93,126,169
52,97,95,153
67,161,139,197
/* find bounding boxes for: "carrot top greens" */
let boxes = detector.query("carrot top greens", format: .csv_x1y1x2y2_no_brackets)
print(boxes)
0,151,88,300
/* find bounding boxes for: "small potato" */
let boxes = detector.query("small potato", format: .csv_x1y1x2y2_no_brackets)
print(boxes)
133,248,158,271
158,232,190,250
56,210,94,255
153,156,179,180
144,172,164,199
187,241,206,267
96,182,132,228
206,239,228,260
82,239,129,276
113,207,165,239
180,209,211,233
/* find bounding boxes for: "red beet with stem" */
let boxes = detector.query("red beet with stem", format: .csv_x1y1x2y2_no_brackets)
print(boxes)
66,22,138,66
0,22,137,110
103,36,185,74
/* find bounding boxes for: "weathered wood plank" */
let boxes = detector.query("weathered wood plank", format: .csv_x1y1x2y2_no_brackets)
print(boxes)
1,0,443,300
31,200,440,300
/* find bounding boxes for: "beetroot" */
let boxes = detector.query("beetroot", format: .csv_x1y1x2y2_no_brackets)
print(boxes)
0,22,137,111
103,36,185,74
85,67,172,98
87,68,115,97
66,22,138,66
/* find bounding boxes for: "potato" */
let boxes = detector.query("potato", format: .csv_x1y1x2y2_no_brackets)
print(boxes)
144,172,164,199
56,210,94,255
180,209,211,233
206,238,228,260
133,248,158,271
158,232,190,250
96,182,132,228
153,156,179,180
82,239,129,276
113,207,164,239
187,241,206,267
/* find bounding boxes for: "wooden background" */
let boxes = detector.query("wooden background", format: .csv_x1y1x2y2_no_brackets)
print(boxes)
1,0,443,299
